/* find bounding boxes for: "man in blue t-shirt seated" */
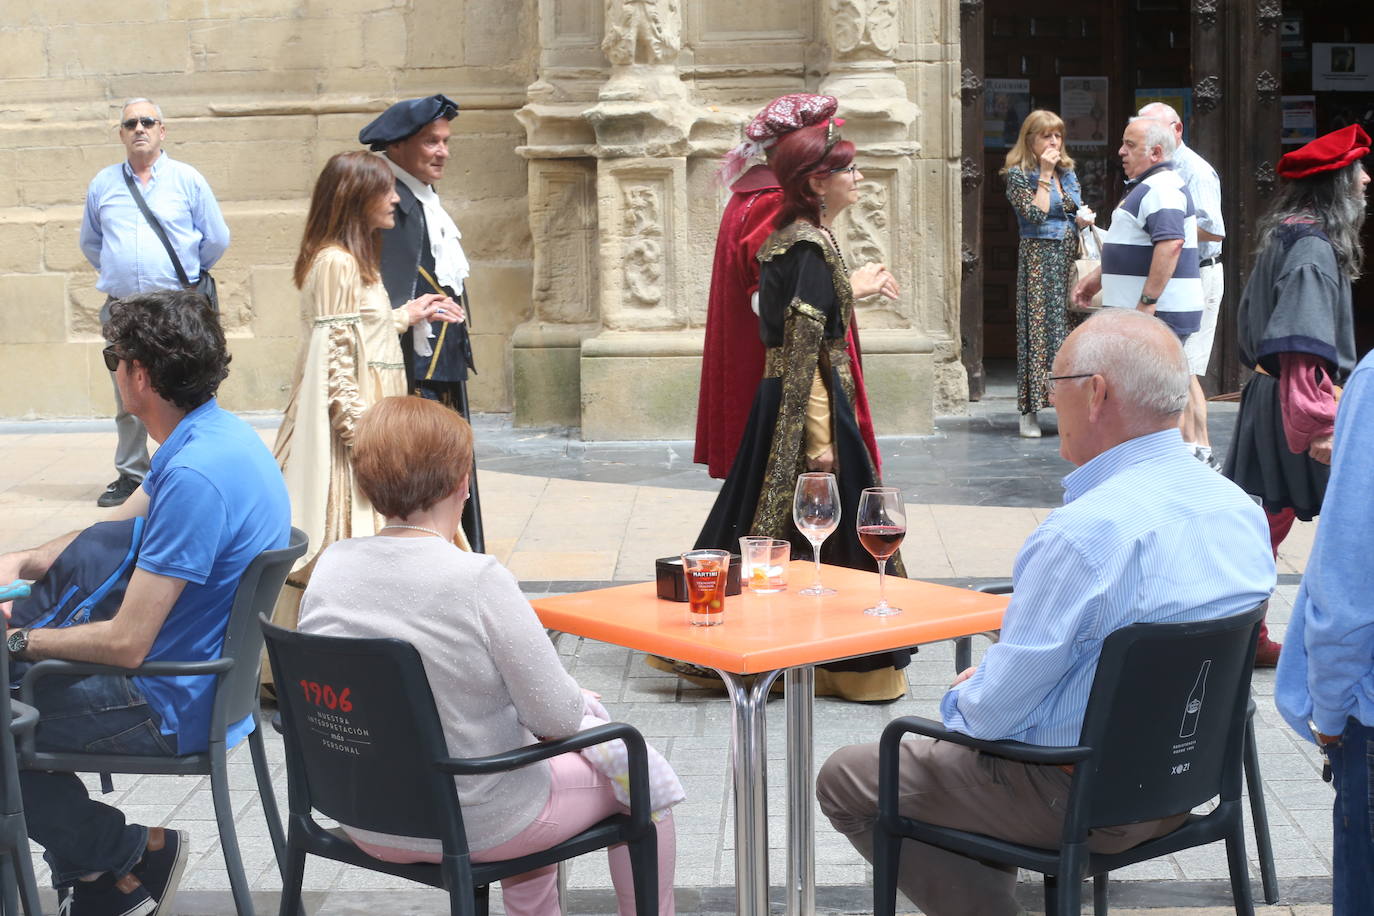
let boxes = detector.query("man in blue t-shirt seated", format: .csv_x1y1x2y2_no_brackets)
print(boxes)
0,290,290,916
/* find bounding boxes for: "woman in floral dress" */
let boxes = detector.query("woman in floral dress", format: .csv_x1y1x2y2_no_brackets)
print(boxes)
1001,110,1085,437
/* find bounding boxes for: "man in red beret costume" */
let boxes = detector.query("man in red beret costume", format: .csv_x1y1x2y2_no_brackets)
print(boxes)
1225,123,1371,666
694,94,883,480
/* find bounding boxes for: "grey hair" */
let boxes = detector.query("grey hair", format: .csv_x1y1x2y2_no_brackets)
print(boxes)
1127,115,1176,159
121,98,164,121
1063,309,1190,422
1253,161,1367,280
1137,101,1182,130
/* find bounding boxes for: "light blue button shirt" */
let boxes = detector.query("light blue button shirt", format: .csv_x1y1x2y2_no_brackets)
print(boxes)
941,429,1275,747
79,152,230,298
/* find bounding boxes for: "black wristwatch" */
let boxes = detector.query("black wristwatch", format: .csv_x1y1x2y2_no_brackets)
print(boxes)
7,627,29,661
1138,293,1159,306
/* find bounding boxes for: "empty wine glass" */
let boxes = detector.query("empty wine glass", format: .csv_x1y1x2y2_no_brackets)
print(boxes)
793,472,840,596
856,486,906,616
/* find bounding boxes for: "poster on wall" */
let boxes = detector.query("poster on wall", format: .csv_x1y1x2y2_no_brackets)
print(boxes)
984,79,1031,149
1281,96,1317,144
1135,89,1193,141
1313,43,1374,91
1061,77,1110,146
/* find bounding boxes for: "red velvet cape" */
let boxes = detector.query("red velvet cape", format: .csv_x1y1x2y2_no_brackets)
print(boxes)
694,165,881,479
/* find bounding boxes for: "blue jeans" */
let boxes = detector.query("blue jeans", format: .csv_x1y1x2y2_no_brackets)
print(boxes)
1329,717,1374,915
16,674,175,886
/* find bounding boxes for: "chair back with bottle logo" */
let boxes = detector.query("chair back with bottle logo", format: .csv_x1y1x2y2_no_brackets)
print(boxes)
1068,603,1265,834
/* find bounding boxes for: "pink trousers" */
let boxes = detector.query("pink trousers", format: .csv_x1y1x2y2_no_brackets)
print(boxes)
358,751,676,916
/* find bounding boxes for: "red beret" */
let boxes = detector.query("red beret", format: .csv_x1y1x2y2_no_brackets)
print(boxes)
1278,124,1371,180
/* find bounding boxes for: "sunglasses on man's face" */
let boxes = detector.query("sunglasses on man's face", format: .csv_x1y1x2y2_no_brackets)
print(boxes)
121,117,160,131
102,346,123,373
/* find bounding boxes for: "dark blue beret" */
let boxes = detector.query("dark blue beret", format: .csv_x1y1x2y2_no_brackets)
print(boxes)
358,94,460,150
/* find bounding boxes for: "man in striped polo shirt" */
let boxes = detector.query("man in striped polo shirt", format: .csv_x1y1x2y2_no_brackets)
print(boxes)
1074,117,1202,336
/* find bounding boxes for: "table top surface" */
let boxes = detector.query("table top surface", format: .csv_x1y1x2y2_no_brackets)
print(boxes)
530,561,1009,674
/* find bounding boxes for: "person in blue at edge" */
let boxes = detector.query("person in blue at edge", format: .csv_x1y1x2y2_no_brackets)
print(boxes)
816,309,1276,915
1275,346,1374,915
0,289,290,916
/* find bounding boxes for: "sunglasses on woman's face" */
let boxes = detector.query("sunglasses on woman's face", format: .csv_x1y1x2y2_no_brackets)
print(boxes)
121,117,160,131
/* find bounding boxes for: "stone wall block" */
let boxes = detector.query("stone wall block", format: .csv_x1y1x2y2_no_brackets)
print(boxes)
41,209,90,274
189,19,364,73
175,139,317,200
0,223,44,274
597,158,687,332
456,199,533,262
215,204,309,274
462,2,531,67
15,0,162,25
16,147,120,208
48,22,190,77
530,160,599,325
466,265,533,337
217,337,300,412
467,333,513,412
683,158,718,328
360,12,410,69
248,266,303,341
406,0,466,68
0,275,67,343
67,280,105,339
0,29,48,79
0,343,104,418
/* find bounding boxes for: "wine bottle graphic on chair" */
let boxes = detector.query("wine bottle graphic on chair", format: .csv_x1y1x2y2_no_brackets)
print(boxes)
1179,659,1211,739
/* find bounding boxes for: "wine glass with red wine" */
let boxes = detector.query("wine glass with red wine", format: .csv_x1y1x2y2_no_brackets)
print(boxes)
856,487,906,616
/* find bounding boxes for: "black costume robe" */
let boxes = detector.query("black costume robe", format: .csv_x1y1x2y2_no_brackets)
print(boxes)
696,220,909,675
1225,222,1356,520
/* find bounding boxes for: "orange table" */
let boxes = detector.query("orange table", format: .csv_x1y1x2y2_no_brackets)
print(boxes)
531,561,1008,916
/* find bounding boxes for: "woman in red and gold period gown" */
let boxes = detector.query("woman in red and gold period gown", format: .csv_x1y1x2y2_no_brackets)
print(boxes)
694,114,911,702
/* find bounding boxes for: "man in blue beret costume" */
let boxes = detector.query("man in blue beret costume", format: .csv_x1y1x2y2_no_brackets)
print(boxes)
359,94,485,550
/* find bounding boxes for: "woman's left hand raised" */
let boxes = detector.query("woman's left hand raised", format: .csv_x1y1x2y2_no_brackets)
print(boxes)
404,294,464,327
850,262,900,301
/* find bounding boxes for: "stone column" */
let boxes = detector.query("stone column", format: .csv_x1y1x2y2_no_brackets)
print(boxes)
817,0,946,434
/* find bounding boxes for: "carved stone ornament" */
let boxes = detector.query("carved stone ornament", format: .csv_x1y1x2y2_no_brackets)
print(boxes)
961,69,984,106
1194,76,1222,114
1256,70,1279,103
846,180,890,270
961,157,983,191
1193,0,1217,29
1256,0,1281,32
602,0,682,66
620,183,665,308
1255,161,1277,195
831,0,899,57
959,0,984,21
961,243,979,276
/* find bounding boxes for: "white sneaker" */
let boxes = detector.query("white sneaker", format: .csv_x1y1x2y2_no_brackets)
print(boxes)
1019,412,1041,438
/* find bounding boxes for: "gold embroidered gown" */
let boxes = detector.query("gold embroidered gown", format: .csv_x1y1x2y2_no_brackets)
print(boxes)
270,246,409,632
695,221,910,683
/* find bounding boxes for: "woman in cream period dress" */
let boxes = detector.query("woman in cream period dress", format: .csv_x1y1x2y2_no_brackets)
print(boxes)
271,151,460,635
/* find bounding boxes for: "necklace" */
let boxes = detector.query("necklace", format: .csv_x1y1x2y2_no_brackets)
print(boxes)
818,224,849,273
379,524,446,539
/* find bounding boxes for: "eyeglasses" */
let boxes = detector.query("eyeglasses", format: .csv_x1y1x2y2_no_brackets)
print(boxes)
828,164,858,177
102,346,123,373
1045,372,1096,387
121,117,160,131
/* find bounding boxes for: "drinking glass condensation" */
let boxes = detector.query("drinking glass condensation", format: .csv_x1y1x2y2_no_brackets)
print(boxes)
856,487,907,616
682,549,731,626
793,472,840,597
739,536,789,593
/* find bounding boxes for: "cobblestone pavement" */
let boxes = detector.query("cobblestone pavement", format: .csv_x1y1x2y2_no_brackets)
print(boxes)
0,374,1334,914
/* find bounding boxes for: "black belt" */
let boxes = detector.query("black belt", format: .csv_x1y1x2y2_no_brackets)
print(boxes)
1199,255,1222,268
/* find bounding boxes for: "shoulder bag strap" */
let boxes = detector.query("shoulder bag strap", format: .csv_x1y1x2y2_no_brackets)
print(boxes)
122,167,191,287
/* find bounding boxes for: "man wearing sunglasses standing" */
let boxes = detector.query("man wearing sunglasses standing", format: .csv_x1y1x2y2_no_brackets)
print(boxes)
79,98,230,508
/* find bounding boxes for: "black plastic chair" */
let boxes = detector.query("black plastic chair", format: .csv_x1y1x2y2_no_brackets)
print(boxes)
0,607,41,915
875,603,1266,916
955,581,1279,905
16,527,307,916
260,620,660,916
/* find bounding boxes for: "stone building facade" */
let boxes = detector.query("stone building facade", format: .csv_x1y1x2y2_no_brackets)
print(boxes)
0,0,964,439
